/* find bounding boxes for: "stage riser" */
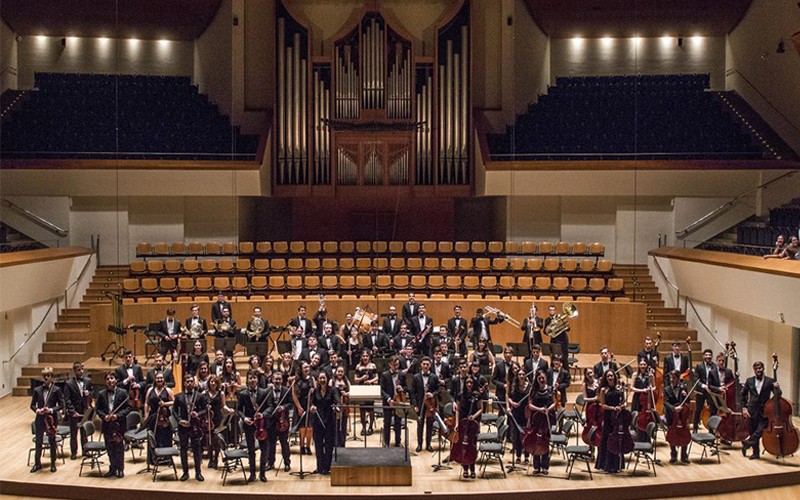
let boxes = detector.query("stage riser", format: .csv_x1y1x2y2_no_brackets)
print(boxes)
331,465,412,486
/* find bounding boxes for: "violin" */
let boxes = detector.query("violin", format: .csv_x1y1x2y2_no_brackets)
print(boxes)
45,413,58,438
253,389,271,441
105,393,130,444
761,354,800,457
607,407,634,456
666,380,696,448
450,417,479,465
157,404,171,428
717,342,749,442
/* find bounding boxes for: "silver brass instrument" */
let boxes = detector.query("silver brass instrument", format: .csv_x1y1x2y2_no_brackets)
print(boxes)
215,320,233,335
247,317,265,340
544,302,578,339
484,305,521,328
181,322,204,339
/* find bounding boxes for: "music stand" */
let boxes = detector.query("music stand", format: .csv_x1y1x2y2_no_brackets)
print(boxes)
213,337,237,356
101,325,128,365
246,341,268,359
277,340,292,355
509,342,530,360
143,323,163,365
431,412,453,472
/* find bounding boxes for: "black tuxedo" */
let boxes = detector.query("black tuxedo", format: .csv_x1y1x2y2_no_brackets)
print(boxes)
382,315,401,338
300,347,329,366
663,354,689,378
379,369,407,447
408,315,434,355
245,318,271,342
521,316,544,348
470,315,504,345
313,310,337,337
399,356,418,377
545,315,570,364
392,333,414,353
363,331,388,355
158,317,182,356
693,362,721,430
593,360,619,381
432,361,452,385
524,357,549,381
401,303,418,323
491,359,512,403
267,385,292,467
183,316,208,337
211,299,232,323
237,386,274,475
663,381,690,459
288,316,314,337
64,375,94,456
412,371,440,448
446,317,469,357
741,375,778,457
115,362,145,394
173,390,208,475
547,368,571,406
145,366,176,389
30,383,63,466
637,348,660,370
318,333,343,357
96,387,131,474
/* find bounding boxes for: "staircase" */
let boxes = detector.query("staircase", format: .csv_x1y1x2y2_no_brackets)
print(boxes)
11,265,129,396
613,265,700,357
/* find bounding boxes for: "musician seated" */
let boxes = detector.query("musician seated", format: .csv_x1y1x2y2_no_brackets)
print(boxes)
145,354,176,389
184,304,208,339
593,346,619,381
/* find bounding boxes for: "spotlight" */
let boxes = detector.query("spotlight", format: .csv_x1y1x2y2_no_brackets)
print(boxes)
777,40,786,53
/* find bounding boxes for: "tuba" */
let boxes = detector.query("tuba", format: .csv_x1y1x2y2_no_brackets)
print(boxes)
248,317,265,340
544,302,578,339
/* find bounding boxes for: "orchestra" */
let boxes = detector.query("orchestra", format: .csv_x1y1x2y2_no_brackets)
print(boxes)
23,298,798,486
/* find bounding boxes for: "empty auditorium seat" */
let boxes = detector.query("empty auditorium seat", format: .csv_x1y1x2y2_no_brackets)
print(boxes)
410,275,427,290
390,257,405,272
130,260,147,275
239,241,254,254
322,276,339,291
250,276,268,292
305,258,321,272
188,242,205,255
407,258,423,272
527,258,544,272
182,259,200,274
424,257,440,272
543,258,560,273
570,277,588,293
373,258,389,272
393,275,410,290
122,278,140,294
355,275,372,291
579,258,595,273
271,258,287,272
268,276,286,290
178,277,195,294
509,258,526,272
222,242,237,255
147,260,165,274
561,258,578,273
136,242,153,257
170,242,187,255
213,277,231,292
375,275,392,291
487,241,504,254
606,278,624,294
253,259,270,273
463,276,480,291
339,276,356,291
499,276,516,292
454,241,470,254
538,242,554,255
445,276,462,291
438,241,454,253
273,241,289,254
589,242,605,257
428,275,445,290
286,276,303,291
288,258,303,272
406,241,421,253
153,242,170,256
141,278,159,294
236,258,252,273
555,241,570,255
596,259,613,273
505,241,520,254
356,241,372,254
572,242,587,255
534,277,551,292
200,259,217,274
491,257,508,272
521,242,537,254
421,241,437,253
552,276,570,293
163,259,182,274
304,276,321,291
339,241,355,253
475,258,491,273
481,276,498,291
306,241,322,254
206,242,223,255
256,241,272,254
372,241,388,253
517,276,534,291
457,258,474,272
588,278,605,293
323,241,338,254
232,276,249,293
471,242,487,253
217,258,235,273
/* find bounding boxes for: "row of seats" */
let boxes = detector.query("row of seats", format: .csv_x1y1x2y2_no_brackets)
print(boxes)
130,256,614,276
122,275,625,296
122,294,633,305
135,240,606,258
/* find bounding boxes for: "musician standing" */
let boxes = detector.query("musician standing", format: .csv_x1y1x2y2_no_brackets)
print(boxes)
310,372,339,475
528,371,555,474
292,362,314,456
363,321,387,357
158,308,181,360
524,344,549,382
64,362,93,460
30,366,63,473
470,307,504,348
379,356,406,447
332,366,351,447
320,321,344,359
245,306,270,343
663,341,689,383
637,336,659,371
267,371,292,471
592,347,618,381
409,304,434,356
215,307,237,357
238,371,272,482
544,305,569,366
547,357,571,409
145,354,176,389
595,369,625,473
401,293,417,323
521,304,543,349
144,372,174,466
354,350,379,436
693,348,721,432
663,370,689,464
382,305,401,338
174,375,207,481
631,359,655,441
289,305,314,337
447,305,468,359
204,374,228,469
114,350,144,405
412,357,439,452
507,369,530,465
741,360,780,460
184,304,208,338
454,375,484,479
96,372,130,478
210,292,232,324
432,350,452,387
392,322,414,354
492,347,514,413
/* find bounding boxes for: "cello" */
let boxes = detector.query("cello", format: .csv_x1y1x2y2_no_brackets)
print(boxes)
652,333,664,414
666,379,699,449
761,354,800,458
451,393,480,466
523,406,552,457
717,342,749,442
636,368,659,432
582,377,603,446
607,406,635,457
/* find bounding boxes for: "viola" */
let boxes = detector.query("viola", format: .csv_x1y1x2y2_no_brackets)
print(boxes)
275,406,290,433
582,401,604,446
761,354,800,458
45,414,58,438
523,410,551,456
424,392,438,417
442,415,458,443
450,417,479,465
607,408,634,456
717,342,749,442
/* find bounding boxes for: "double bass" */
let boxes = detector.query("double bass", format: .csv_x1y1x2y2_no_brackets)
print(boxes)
652,333,664,414
761,354,800,458
717,342,749,442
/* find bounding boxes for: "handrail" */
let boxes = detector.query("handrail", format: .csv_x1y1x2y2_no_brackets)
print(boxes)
726,68,800,138
1,199,69,237
675,170,798,238
651,255,680,307
2,251,94,365
684,297,728,354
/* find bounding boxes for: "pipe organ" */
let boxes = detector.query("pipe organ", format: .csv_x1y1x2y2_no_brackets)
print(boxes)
274,0,471,195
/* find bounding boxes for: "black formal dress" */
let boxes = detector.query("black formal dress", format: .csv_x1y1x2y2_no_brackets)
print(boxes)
595,387,625,473
311,387,339,474
145,387,173,465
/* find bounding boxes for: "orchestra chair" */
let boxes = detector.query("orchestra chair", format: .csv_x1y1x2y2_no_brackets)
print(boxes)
565,426,595,480
79,421,107,477
123,411,148,462
561,394,585,444
689,415,722,463
479,413,504,438
478,421,509,478
216,433,249,485
567,343,581,378
28,420,65,467
549,419,574,460
146,430,180,482
630,421,658,476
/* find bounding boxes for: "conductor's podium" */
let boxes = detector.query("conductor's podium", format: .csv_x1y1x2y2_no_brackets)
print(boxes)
331,385,412,486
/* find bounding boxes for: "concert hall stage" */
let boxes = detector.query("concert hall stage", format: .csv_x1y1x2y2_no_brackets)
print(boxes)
1,394,799,500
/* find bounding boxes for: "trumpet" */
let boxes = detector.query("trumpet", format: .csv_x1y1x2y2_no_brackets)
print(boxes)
484,305,521,328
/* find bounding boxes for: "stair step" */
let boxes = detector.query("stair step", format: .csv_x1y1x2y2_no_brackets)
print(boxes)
12,387,30,397
42,341,91,353
22,363,75,376
60,307,90,317
39,351,88,363
47,330,90,341
55,319,92,329
647,320,688,328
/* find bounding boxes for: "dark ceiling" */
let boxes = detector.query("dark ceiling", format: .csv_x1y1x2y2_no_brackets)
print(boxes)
524,0,753,38
0,0,222,40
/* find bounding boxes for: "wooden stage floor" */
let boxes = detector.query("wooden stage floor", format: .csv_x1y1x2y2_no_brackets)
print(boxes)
1,393,799,500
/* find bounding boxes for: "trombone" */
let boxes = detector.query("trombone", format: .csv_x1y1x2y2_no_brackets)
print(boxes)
484,305,521,328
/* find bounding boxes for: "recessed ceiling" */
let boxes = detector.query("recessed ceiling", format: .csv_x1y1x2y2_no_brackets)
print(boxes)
524,0,752,38
0,0,222,40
